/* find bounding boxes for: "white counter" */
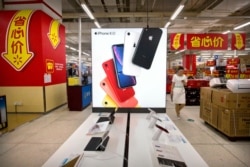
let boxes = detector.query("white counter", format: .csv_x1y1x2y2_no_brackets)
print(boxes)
42,113,128,167
128,113,209,167
43,112,208,167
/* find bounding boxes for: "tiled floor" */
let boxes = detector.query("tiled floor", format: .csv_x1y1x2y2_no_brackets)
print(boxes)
0,95,249,167
0,113,42,135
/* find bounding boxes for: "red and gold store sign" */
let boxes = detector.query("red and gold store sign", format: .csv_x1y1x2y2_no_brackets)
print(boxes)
212,70,219,77
240,70,250,79
2,10,34,71
204,69,211,76
227,58,239,65
184,70,195,77
187,34,228,50
170,33,184,50
231,33,246,50
206,60,216,66
167,69,175,75
225,69,239,79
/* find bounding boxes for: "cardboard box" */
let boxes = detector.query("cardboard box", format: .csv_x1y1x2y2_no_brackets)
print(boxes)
218,108,250,137
200,100,219,128
212,89,250,109
200,87,213,102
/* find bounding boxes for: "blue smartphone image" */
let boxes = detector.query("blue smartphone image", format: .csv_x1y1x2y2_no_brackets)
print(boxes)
112,44,136,88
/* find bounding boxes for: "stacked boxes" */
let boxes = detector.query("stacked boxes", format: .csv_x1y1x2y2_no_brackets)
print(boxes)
200,87,250,137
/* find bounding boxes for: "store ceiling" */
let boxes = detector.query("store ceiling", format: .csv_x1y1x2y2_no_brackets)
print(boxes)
62,0,250,65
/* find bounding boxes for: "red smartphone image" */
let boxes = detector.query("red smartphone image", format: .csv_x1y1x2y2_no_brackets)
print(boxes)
100,78,138,107
155,124,169,133
102,59,135,102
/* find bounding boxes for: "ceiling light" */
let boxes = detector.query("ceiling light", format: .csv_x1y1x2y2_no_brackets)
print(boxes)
82,52,90,56
94,21,101,28
170,5,184,20
234,22,250,30
222,30,230,34
81,4,95,20
164,22,171,28
175,49,185,54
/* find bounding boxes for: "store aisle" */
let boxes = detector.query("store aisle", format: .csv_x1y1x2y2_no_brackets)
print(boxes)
166,95,250,167
0,96,249,167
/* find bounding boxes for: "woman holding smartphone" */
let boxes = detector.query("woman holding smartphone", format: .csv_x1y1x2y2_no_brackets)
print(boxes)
170,66,187,119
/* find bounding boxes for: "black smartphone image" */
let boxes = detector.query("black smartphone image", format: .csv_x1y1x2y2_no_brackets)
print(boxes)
132,28,162,69
112,44,137,88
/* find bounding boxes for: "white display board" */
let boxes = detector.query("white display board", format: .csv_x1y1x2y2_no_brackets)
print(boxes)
91,28,166,109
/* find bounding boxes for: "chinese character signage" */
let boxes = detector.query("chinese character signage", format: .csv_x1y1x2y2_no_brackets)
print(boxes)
227,58,239,66
225,69,239,79
0,10,66,86
231,33,246,50
240,70,250,79
2,10,34,71
170,33,184,50
206,60,216,66
187,34,228,50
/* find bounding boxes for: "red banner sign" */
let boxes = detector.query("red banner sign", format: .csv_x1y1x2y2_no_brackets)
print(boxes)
206,60,216,66
204,69,211,76
212,70,219,77
170,33,184,50
187,34,228,50
240,70,250,79
226,69,239,74
227,58,239,65
231,33,246,50
0,10,66,86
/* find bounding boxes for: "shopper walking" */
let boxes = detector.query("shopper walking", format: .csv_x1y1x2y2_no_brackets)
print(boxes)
170,66,187,119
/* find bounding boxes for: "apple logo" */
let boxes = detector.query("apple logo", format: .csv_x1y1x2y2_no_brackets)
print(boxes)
148,35,153,41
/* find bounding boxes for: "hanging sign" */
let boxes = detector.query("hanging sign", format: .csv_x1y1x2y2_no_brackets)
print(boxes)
187,34,228,50
170,33,184,50
227,58,239,66
206,60,216,66
231,33,246,50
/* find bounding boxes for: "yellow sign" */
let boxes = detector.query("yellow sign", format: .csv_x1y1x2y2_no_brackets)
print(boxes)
47,20,60,49
172,33,181,50
234,33,244,50
46,59,54,73
2,10,34,71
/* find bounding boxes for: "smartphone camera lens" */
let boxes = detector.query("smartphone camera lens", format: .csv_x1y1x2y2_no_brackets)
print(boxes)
127,32,130,36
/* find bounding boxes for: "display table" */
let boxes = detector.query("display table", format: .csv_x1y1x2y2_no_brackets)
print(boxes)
42,113,128,167
43,112,208,167
128,113,209,167
67,84,92,111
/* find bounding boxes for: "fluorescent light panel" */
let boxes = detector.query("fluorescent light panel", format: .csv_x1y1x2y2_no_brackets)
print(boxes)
81,4,95,20
175,49,185,54
164,21,171,28
94,21,101,28
234,22,250,30
170,5,184,20
222,30,230,34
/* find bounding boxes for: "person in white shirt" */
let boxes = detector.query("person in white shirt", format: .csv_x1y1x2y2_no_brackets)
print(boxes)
170,66,187,119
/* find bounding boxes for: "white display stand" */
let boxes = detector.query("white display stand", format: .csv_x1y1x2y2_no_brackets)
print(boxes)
43,112,208,167
128,113,209,167
42,113,128,167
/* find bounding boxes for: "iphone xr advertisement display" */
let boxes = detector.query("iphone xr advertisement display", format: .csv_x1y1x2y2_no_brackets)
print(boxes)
92,28,166,112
